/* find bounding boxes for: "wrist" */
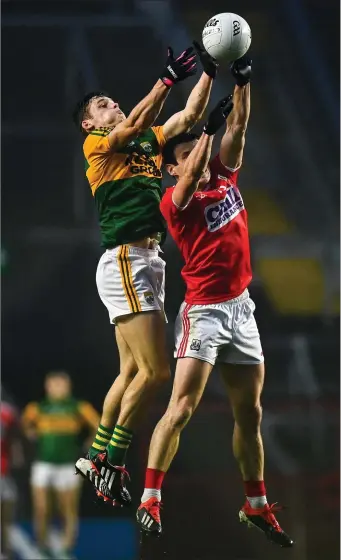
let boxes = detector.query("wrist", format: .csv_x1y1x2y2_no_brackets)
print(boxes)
202,125,215,136
161,76,174,88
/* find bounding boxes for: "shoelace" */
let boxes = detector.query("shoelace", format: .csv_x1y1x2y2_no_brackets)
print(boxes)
146,500,162,524
115,465,131,483
264,503,283,530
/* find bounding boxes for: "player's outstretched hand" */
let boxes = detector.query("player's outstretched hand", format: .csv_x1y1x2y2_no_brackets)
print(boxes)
193,40,218,79
230,56,252,86
203,95,234,136
161,46,197,88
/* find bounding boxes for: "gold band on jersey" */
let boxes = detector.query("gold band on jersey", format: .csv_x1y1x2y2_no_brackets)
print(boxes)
117,245,142,313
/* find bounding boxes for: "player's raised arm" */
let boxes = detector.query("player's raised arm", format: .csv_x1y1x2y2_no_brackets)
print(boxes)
110,46,197,149
162,42,218,141
171,95,234,209
219,57,251,170
77,46,197,150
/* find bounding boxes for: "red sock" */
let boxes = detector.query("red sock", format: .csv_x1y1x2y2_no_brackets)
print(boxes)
243,480,266,497
141,468,166,504
145,468,165,490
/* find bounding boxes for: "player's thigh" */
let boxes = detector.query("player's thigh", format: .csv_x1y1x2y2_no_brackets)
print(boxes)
218,362,265,410
218,296,264,367
52,464,80,494
174,303,224,365
115,325,138,378
31,462,53,493
168,357,213,414
96,246,166,326
31,481,50,517
116,310,169,376
56,487,80,518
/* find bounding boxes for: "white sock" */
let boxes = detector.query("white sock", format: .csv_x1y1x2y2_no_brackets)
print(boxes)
141,488,161,503
247,495,268,508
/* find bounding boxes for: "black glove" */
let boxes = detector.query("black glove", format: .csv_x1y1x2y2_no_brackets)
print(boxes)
161,46,197,88
193,40,218,79
230,56,252,87
203,95,234,136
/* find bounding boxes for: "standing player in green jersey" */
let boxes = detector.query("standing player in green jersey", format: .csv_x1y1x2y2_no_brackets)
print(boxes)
73,43,218,505
22,371,100,558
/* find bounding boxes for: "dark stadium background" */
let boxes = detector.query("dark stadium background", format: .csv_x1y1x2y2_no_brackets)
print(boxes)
2,0,339,559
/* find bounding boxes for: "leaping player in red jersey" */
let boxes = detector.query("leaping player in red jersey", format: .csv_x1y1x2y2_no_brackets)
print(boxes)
136,57,294,548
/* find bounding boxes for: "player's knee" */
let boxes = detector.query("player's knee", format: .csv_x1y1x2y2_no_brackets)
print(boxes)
234,402,262,432
167,399,194,431
141,364,170,385
120,363,138,383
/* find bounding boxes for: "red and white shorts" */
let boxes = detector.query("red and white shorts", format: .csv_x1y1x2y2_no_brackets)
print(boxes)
174,290,264,366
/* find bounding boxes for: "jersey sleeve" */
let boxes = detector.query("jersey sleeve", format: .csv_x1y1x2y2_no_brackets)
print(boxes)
160,188,180,220
83,130,112,160
152,126,166,149
210,154,240,185
78,401,100,429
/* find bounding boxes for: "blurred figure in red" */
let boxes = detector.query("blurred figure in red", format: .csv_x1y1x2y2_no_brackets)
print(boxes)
1,388,24,560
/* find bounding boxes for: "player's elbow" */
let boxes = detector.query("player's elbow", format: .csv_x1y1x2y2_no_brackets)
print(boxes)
182,112,200,132
129,122,145,136
183,170,201,185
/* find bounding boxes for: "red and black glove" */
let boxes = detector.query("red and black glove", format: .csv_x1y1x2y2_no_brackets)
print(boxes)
193,40,218,79
203,95,234,136
161,46,197,88
230,56,252,87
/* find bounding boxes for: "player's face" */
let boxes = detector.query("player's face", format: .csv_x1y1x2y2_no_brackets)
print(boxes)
82,96,126,131
170,141,211,187
45,376,71,400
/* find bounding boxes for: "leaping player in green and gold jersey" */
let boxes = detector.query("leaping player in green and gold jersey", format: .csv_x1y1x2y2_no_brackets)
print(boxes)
73,42,218,506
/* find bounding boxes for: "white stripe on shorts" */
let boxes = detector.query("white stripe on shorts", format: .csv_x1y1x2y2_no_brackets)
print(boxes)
177,304,191,357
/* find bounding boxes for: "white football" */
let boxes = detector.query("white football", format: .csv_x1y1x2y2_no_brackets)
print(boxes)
202,13,251,63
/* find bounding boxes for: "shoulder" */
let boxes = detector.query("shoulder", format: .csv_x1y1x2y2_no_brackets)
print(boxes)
22,402,39,417
209,154,241,184
83,128,113,156
1,402,17,422
151,126,166,148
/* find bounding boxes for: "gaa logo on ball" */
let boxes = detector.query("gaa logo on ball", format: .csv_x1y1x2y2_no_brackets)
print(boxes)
202,12,251,63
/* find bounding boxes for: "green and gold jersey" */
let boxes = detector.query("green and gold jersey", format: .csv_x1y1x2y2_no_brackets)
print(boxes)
22,398,99,464
83,126,167,248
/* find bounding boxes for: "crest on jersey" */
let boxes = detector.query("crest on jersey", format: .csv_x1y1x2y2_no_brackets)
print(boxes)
190,339,201,351
141,141,153,153
144,291,155,305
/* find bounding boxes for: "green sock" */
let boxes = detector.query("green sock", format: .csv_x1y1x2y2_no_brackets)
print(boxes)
88,424,113,459
106,424,133,466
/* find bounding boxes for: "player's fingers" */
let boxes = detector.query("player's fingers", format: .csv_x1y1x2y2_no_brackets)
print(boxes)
167,46,174,59
177,46,194,61
193,40,204,53
222,101,234,117
186,63,197,74
183,55,196,66
219,94,233,107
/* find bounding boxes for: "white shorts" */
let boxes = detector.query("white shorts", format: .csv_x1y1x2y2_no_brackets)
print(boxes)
96,245,166,324
174,290,264,366
31,462,80,490
1,476,17,502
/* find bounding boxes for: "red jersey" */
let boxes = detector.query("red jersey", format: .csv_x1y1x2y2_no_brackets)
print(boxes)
1,402,16,475
160,155,252,304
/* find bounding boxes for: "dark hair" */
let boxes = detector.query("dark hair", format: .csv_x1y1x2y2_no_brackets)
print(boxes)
72,91,109,133
45,370,70,382
162,132,199,165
